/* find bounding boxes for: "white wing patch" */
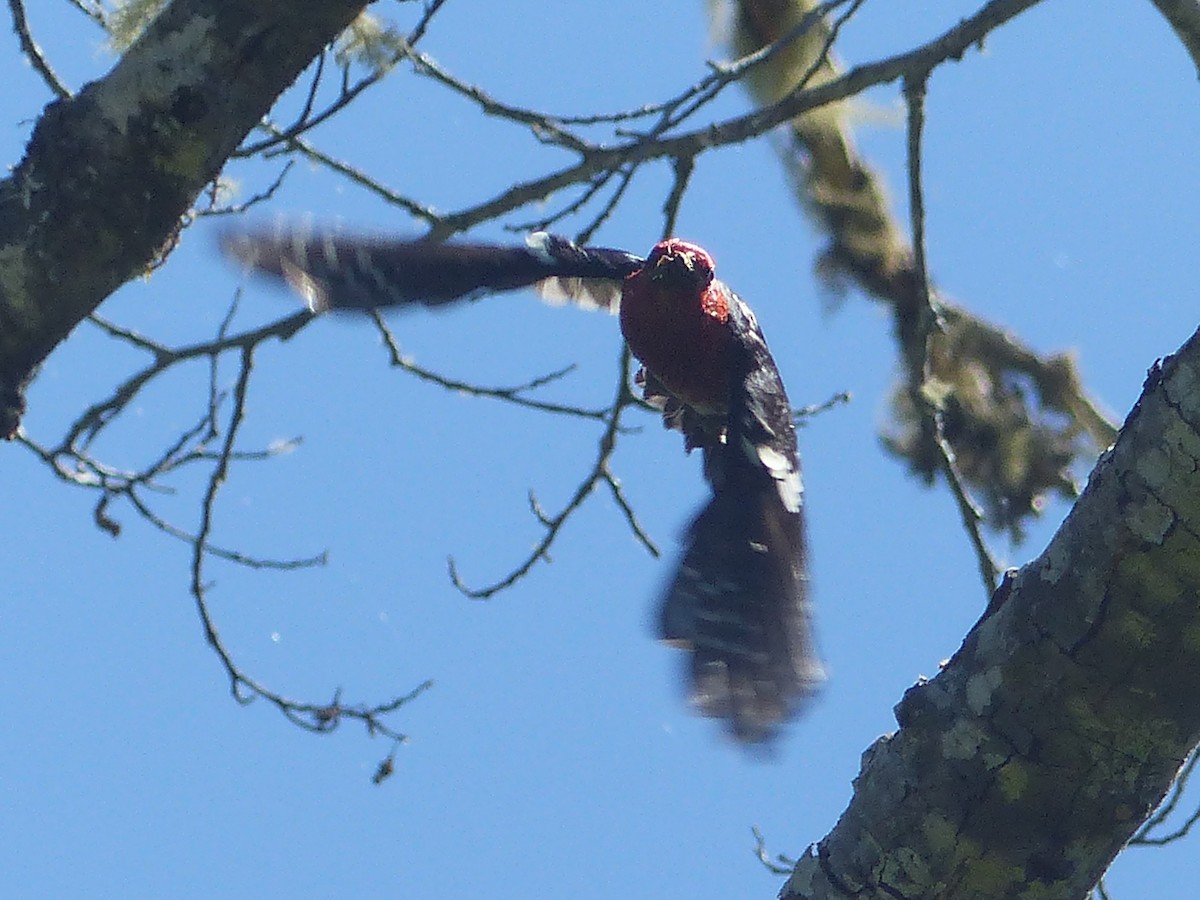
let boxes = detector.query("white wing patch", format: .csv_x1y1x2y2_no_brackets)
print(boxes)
280,257,328,313
743,436,803,514
734,296,759,332
535,276,622,313
526,231,622,313
525,231,556,263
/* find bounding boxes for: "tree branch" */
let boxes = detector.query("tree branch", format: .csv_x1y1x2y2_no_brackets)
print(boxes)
1148,0,1200,75
0,0,371,438
782,329,1200,897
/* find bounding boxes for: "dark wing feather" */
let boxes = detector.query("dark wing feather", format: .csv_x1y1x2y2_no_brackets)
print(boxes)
525,233,644,312
219,228,643,313
636,367,726,453
657,293,823,744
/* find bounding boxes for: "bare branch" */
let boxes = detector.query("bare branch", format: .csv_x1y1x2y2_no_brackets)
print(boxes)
0,0,375,437
187,342,431,744
751,826,797,876
17,301,322,572
7,0,71,98
261,130,441,225
1130,748,1200,846
368,311,615,422
660,155,696,240
795,390,851,423
902,70,998,594
448,346,656,599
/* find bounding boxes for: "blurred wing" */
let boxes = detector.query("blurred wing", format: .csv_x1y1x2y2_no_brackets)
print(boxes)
657,291,823,744
220,227,643,313
525,233,643,313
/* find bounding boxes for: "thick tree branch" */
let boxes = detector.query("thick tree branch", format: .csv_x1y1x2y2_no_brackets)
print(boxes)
782,330,1200,898
0,0,370,438
1149,0,1200,74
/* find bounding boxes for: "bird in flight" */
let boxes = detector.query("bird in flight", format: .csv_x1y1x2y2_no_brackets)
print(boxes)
221,227,824,744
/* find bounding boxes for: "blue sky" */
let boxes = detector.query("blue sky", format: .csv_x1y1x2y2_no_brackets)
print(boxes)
4,1,1199,897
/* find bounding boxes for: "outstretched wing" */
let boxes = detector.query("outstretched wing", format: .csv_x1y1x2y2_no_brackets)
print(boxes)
657,291,823,744
220,228,644,313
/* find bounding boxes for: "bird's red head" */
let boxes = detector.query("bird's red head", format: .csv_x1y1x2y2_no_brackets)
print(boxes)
645,239,716,289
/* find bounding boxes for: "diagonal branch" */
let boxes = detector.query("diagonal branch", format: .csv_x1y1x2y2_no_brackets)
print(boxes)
0,0,372,438
781,326,1200,899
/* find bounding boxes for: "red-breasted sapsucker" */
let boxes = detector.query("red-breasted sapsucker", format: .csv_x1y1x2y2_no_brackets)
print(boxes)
221,228,824,744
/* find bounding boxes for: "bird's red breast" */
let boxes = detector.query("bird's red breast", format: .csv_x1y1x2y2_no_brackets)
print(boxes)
619,240,733,414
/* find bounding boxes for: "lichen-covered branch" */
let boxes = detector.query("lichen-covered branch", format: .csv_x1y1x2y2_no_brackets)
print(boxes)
0,0,371,438
781,328,1200,898
714,0,1118,543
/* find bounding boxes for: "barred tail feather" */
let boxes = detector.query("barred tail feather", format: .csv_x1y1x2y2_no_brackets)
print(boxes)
659,486,823,744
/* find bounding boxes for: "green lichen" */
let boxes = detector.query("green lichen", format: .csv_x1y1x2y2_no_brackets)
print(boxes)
0,245,33,331
1112,714,1175,765
1113,607,1159,651
1133,440,1173,490
956,853,1023,896
155,135,208,181
996,758,1030,802
1125,493,1173,544
1180,622,1200,654
1118,554,1183,614
1162,529,1200,587
941,718,987,760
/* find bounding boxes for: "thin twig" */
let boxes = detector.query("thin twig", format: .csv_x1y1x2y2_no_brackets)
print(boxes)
263,129,441,225
903,71,998,595
751,826,797,876
7,0,71,98
369,311,618,422
603,466,661,558
661,155,696,239
795,390,852,423
576,164,640,246
448,346,655,598
202,161,295,219
507,169,623,237
1130,748,1200,846
188,345,431,742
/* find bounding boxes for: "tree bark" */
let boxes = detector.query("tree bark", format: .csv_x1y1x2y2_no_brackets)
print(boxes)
782,330,1200,897
1149,0,1200,76
0,0,369,438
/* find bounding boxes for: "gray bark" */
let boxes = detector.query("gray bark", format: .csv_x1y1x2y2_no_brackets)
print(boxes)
782,331,1200,897
0,0,369,438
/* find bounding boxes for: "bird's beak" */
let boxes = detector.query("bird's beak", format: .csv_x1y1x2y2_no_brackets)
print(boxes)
649,249,694,282
668,250,695,271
